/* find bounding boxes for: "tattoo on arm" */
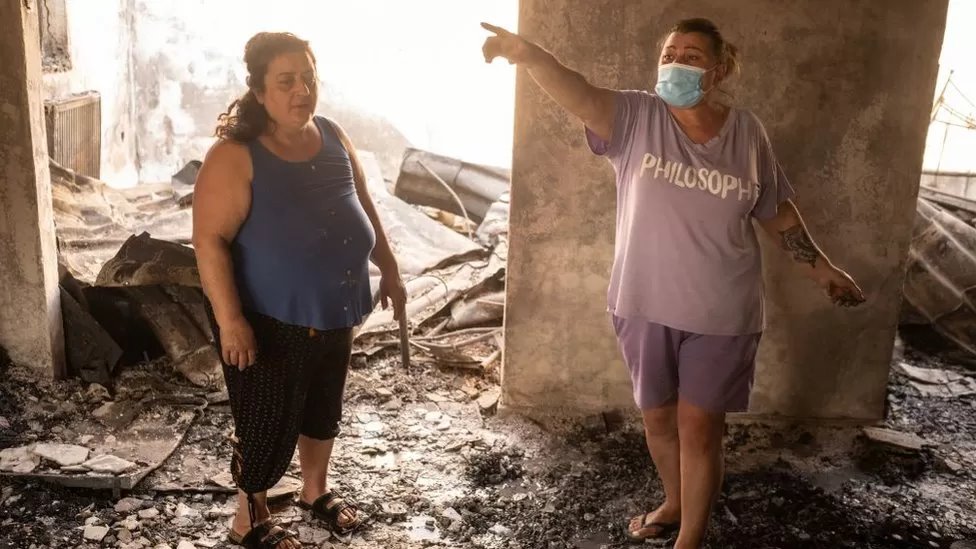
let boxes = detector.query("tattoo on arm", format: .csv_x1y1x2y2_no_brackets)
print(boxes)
779,225,819,267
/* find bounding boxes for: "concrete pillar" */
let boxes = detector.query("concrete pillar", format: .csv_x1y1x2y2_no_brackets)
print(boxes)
502,1,948,420
0,0,66,376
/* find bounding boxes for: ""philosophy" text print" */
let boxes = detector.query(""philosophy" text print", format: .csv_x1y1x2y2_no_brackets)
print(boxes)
638,153,759,202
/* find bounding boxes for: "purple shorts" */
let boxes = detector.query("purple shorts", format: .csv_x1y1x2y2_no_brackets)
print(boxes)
612,315,762,413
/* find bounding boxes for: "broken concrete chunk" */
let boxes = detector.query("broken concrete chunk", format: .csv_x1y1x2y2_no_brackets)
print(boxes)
83,524,108,541
114,497,144,513
205,504,235,518
941,458,964,474
297,525,331,545
86,383,111,402
176,540,197,549
32,443,90,467
92,399,147,431
477,389,501,415
896,361,965,384
895,362,976,397
138,508,160,520
122,514,141,530
174,502,201,518
209,470,235,490
863,427,931,451
441,507,463,522
363,421,385,433
381,502,409,519
81,454,137,474
489,523,513,537
59,465,89,473
0,445,40,473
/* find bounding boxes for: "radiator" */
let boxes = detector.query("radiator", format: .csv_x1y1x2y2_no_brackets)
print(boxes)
44,91,101,179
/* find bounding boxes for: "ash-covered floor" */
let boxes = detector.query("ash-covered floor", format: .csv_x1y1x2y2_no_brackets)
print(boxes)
1,325,975,549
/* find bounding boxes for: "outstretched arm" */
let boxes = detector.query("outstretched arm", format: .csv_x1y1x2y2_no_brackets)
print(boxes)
481,23,617,141
758,200,865,307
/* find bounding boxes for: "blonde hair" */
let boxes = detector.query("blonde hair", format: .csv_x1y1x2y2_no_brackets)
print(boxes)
661,18,740,77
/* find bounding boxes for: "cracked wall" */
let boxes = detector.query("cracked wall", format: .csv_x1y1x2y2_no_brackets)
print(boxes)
502,0,949,420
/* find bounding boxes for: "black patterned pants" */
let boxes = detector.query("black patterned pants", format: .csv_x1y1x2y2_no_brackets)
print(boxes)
205,303,353,498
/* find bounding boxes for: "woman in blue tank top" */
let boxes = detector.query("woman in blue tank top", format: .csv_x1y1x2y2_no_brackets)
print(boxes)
192,32,406,548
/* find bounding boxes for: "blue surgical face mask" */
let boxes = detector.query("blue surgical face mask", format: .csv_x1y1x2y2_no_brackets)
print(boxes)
654,63,716,108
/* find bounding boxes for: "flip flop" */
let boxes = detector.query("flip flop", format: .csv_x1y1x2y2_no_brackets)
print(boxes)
626,512,680,542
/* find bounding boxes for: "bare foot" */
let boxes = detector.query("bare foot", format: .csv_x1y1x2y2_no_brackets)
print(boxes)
627,502,681,540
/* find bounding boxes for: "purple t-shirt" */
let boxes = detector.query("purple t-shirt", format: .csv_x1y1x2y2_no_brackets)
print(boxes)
586,91,795,335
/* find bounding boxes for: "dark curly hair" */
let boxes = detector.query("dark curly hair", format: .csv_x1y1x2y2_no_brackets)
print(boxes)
215,32,317,142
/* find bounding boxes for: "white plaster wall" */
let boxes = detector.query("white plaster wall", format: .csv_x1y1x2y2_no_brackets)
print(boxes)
42,0,139,187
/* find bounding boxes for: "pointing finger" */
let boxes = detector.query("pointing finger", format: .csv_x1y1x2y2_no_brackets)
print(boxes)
481,22,510,36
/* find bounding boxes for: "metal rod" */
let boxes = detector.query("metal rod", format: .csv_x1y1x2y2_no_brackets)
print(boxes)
399,314,411,369
417,159,475,240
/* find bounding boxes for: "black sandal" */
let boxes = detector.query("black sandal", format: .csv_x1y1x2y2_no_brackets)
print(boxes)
227,518,299,548
625,512,680,542
298,490,365,535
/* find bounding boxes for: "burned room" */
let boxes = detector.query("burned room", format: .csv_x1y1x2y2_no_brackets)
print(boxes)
1,1,975,548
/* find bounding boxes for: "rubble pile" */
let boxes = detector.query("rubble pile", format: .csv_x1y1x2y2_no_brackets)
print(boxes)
49,147,511,391
2,324,976,548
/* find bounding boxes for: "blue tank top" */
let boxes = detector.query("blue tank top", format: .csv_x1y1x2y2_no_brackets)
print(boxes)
231,116,376,330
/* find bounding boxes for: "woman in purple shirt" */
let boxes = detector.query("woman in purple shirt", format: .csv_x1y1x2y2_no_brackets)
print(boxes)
482,17,864,548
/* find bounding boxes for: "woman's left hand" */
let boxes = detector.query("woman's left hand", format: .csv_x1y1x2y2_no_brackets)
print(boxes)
379,271,408,321
818,266,866,307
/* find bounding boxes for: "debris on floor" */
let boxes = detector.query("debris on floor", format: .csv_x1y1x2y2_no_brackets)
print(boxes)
7,150,974,548
895,361,976,398
50,148,511,390
3,318,976,548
